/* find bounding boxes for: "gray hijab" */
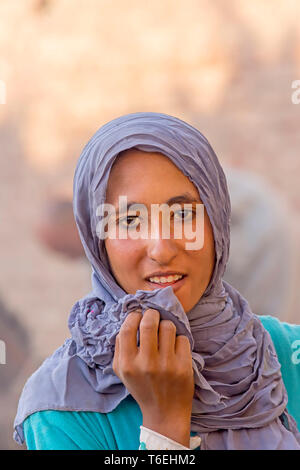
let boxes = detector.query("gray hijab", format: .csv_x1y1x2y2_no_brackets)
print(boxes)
14,112,300,449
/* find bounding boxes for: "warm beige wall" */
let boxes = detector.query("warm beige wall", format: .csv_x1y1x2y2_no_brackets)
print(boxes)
0,0,300,449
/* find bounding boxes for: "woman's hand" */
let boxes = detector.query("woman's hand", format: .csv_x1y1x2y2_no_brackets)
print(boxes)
112,308,195,446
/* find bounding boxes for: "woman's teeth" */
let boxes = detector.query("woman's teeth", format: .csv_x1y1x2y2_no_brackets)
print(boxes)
148,274,183,284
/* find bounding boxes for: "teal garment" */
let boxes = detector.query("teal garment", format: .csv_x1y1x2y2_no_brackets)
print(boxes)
23,315,300,450
259,315,300,427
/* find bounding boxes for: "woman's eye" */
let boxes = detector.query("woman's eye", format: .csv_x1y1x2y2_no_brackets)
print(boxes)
174,210,194,221
119,216,140,228
118,210,195,229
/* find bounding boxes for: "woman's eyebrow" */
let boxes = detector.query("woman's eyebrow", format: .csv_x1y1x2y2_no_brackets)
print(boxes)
115,192,201,214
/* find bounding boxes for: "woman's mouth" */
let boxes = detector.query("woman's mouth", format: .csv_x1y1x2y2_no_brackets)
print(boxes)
145,274,187,292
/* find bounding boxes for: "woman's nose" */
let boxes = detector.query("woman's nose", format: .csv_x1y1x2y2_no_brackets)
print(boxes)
146,231,179,265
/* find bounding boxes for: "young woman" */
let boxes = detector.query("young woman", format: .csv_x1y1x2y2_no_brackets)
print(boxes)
14,112,300,450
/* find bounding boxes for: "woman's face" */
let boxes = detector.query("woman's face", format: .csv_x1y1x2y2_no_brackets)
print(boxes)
103,148,215,313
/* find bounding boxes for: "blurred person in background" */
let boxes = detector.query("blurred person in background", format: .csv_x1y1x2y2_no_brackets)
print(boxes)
223,166,296,322
0,297,31,449
35,196,84,260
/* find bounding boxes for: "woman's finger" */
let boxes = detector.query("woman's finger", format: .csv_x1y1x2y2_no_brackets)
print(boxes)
112,333,120,375
175,335,192,360
158,320,177,357
118,311,142,361
139,308,160,356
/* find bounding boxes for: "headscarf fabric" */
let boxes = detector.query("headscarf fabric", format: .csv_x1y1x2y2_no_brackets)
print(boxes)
14,112,300,449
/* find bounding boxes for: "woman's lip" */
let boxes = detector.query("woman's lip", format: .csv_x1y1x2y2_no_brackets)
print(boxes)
145,275,187,292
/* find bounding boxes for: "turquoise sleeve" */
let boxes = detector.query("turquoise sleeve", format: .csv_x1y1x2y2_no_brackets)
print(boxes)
259,315,300,430
22,393,142,450
23,410,109,450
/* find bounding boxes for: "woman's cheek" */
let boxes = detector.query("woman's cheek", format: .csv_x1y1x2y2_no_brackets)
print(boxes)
106,237,142,268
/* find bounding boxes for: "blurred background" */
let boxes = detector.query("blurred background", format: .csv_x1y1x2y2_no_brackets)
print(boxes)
0,0,300,449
